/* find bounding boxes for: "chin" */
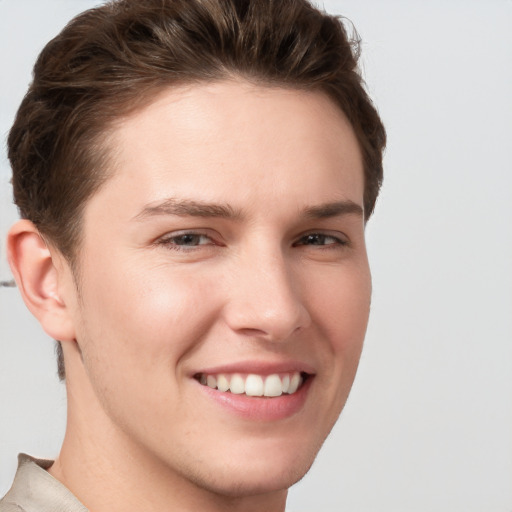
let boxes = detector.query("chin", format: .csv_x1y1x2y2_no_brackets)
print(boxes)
181,439,320,498
194,464,311,499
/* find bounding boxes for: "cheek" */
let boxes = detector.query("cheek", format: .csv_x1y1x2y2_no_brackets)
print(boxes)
307,263,371,418
307,260,370,403
308,261,371,349
72,261,221,430
75,256,220,377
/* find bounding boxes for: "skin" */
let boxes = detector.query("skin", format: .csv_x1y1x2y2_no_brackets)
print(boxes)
9,80,371,512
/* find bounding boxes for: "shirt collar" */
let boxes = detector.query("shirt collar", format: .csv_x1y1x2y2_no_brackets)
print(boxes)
1,453,88,512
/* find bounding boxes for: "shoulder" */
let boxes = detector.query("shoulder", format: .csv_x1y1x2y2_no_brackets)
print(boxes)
0,497,25,512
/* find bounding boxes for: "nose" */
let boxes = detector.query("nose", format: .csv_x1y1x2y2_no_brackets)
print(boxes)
223,247,311,342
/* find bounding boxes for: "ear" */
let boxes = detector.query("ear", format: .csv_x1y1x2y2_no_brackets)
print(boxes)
7,219,76,342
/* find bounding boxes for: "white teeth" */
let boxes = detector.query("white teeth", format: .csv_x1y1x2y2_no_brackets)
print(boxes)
281,374,290,393
264,374,283,397
199,371,305,397
245,374,264,396
217,374,230,392
230,374,245,394
288,373,302,394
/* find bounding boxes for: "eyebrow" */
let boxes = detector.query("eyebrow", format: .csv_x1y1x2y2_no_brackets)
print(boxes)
134,198,363,221
134,198,243,221
303,200,364,219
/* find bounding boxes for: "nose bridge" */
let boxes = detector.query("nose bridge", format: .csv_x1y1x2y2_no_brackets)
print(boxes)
225,241,311,340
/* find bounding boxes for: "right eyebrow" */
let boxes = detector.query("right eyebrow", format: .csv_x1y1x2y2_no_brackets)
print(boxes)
133,198,244,221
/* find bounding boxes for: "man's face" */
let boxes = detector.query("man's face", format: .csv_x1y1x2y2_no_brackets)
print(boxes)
64,80,371,496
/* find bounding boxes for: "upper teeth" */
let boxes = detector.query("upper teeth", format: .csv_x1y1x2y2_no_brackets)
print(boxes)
198,372,303,397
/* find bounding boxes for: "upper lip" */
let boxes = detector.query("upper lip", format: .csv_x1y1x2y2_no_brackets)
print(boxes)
192,360,316,377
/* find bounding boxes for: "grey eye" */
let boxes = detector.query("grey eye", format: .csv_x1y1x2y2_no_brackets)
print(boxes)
173,234,205,246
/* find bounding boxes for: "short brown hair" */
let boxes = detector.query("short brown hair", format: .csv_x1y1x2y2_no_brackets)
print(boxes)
8,0,386,379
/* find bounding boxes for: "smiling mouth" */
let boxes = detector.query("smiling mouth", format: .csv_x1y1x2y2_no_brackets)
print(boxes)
194,371,310,398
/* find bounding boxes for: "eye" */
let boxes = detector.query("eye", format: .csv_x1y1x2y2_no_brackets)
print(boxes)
157,232,215,251
294,233,348,247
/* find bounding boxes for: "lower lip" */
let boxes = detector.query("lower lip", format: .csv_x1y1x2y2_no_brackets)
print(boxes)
196,377,313,421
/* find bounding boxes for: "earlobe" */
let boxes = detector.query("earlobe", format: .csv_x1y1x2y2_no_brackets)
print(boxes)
7,219,76,342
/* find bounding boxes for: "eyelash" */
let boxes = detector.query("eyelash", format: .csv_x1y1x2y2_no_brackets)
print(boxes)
293,233,348,248
156,231,348,252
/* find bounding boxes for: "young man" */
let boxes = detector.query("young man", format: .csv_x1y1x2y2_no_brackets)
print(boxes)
1,1,385,511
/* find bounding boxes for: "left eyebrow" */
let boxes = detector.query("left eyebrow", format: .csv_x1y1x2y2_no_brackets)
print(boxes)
303,200,364,219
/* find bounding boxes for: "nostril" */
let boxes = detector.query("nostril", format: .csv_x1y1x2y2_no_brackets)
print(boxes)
237,327,271,337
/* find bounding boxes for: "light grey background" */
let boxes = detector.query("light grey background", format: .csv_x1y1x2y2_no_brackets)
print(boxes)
1,1,511,510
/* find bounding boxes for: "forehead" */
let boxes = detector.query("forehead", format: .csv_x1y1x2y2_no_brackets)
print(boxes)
89,80,364,221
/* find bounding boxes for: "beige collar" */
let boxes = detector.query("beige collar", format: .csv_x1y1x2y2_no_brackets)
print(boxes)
0,453,87,512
